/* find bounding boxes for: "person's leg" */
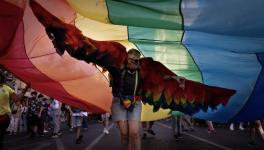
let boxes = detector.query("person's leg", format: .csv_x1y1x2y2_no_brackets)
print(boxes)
176,116,183,138
128,120,141,150
142,122,148,139
82,116,88,130
248,122,258,147
103,113,110,134
27,116,34,137
111,97,129,149
8,117,14,135
31,115,38,137
206,121,216,133
53,110,61,135
147,121,155,135
75,117,83,144
66,111,71,129
73,116,83,144
182,115,194,131
75,127,81,143
127,101,142,150
37,117,44,136
0,115,10,150
13,118,19,134
116,121,129,150
256,120,264,141
171,116,176,136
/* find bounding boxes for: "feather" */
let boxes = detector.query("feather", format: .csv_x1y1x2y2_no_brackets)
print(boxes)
30,0,236,115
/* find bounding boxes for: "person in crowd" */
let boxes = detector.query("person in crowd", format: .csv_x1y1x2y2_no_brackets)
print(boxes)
7,101,21,135
171,111,183,140
20,98,28,133
0,72,29,150
82,111,88,131
206,121,216,134
229,122,244,131
101,112,110,135
69,106,84,144
142,121,155,139
50,98,62,138
27,91,44,137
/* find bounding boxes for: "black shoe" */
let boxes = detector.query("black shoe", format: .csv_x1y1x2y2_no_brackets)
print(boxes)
76,139,81,144
79,135,83,141
248,141,258,148
29,133,36,139
147,129,156,135
76,135,83,144
142,133,147,139
178,133,183,139
174,134,179,141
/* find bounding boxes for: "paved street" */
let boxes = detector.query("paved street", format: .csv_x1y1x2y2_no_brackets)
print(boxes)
3,120,264,150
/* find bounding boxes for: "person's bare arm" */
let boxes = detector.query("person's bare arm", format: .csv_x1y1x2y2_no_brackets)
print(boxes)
10,84,30,102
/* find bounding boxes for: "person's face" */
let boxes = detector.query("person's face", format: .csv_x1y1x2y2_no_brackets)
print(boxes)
127,53,140,70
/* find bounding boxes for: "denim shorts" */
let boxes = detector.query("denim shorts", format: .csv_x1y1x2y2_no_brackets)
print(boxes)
111,97,142,122
72,116,83,128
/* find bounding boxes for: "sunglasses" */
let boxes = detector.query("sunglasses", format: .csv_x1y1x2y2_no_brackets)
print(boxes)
129,58,139,63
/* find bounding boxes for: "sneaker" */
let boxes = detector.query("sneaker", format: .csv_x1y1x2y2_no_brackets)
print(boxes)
57,131,62,136
147,129,156,135
229,124,234,131
103,128,109,135
248,141,258,148
239,124,244,131
51,134,59,138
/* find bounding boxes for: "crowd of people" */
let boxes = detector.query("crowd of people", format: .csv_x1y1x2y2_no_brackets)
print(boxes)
1,65,264,150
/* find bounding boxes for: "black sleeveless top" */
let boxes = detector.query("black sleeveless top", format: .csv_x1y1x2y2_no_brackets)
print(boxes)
122,69,137,96
111,69,141,97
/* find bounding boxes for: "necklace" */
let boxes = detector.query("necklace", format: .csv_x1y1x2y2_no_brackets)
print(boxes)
126,69,136,74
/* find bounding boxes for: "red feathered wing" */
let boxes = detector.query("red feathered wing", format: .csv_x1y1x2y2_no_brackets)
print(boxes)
30,0,127,70
30,0,236,114
139,58,236,114
30,0,127,96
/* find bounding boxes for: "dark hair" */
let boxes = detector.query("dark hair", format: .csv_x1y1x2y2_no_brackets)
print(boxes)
38,94,44,98
128,48,141,57
31,91,38,95
0,73,6,84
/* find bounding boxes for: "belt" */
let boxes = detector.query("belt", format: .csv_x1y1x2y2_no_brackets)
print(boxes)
0,114,10,123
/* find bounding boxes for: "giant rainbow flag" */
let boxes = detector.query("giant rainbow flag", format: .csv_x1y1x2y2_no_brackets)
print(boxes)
1,0,263,122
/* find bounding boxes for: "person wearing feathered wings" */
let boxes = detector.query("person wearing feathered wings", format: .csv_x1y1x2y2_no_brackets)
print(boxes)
29,1,236,150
